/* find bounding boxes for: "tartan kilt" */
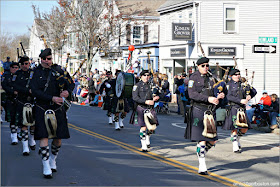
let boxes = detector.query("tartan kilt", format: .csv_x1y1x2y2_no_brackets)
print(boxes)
34,104,70,140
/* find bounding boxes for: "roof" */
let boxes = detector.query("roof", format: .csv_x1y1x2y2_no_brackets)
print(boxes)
116,0,167,17
157,0,192,13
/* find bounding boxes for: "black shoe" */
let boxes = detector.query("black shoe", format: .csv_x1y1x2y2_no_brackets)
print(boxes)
11,142,18,145
23,152,30,156
44,174,53,179
147,144,151,148
51,169,57,172
120,126,124,128
234,150,241,153
109,123,113,125
115,128,120,131
142,149,148,152
30,145,36,150
199,171,208,175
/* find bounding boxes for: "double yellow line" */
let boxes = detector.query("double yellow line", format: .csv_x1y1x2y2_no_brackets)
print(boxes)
68,123,250,187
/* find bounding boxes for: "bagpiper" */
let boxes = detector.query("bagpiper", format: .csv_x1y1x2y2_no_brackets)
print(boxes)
184,57,225,175
222,69,257,153
131,70,160,152
30,48,74,178
1,62,20,144
13,56,36,155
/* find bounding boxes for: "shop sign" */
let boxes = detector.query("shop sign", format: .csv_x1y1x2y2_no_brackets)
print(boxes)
208,47,236,56
171,48,186,57
172,23,192,41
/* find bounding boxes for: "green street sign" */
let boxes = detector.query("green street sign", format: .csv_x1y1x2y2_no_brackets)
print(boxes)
259,37,278,43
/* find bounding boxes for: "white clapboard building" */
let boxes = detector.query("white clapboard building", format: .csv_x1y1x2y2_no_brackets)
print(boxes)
157,0,279,100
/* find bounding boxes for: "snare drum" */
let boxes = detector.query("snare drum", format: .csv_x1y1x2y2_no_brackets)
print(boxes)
116,72,135,98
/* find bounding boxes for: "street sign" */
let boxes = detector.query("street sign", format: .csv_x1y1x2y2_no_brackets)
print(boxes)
253,45,276,53
259,37,278,43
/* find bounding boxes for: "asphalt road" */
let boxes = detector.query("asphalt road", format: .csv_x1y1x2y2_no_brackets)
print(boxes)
1,104,279,186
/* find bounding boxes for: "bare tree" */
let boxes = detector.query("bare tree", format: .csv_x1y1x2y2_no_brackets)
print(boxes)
0,32,29,61
32,4,68,65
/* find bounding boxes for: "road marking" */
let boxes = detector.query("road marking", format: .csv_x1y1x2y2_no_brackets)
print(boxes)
171,123,279,148
69,123,250,187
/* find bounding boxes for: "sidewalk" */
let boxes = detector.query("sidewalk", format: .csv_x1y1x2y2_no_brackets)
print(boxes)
167,102,279,135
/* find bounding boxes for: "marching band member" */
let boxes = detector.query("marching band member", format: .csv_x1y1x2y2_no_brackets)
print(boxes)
30,48,74,178
223,69,257,153
185,57,225,175
14,56,36,155
1,62,20,145
111,70,129,130
99,71,115,127
131,70,160,152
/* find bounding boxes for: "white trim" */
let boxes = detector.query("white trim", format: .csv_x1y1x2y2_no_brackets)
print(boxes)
223,3,239,34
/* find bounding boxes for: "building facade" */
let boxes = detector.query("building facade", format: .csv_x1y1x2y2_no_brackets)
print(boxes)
158,0,279,100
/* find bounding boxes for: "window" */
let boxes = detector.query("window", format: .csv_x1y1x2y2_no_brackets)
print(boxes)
189,12,192,23
133,26,141,39
224,4,238,33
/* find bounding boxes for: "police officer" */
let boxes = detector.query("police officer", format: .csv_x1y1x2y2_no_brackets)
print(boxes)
30,48,74,178
132,70,160,152
99,71,116,127
222,69,257,153
14,56,36,155
1,62,20,144
185,57,225,175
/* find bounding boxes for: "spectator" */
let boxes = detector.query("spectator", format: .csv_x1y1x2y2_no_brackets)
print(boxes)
174,74,184,115
78,87,89,104
80,76,88,88
89,91,101,106
259,90,272,106
3,57,11,73
72,78,80,102
269,94,279,129
88,78,96,103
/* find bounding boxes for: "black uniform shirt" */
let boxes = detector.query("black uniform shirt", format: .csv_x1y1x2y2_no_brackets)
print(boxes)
132,80,152,106
1,72,16,97
188,71,215,104
13,69,33,100
227,79,257,106
30,64,74,104
99,78,116,96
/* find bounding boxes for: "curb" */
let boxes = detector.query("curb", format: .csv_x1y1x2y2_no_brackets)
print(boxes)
250,124,279,135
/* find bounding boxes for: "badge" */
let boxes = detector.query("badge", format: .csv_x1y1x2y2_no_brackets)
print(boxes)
193,118,199,126
218,86,223,92
133,85,137,91
188,80,194,88
12,75,17,81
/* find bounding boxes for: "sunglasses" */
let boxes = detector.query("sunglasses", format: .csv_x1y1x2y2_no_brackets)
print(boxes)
233,74,240,76
46,57,52,60
201,64,209,68
11,66,19,69
142,74,150,77
24,63,29,65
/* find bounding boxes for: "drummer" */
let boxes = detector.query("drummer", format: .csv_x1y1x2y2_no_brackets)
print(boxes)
131,70,160,151
112,70,130,130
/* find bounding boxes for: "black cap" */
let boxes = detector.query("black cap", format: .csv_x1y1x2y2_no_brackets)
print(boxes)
10,62,19,67
229,69,240,76
7,57,10,59
106,71,112,75
18,56,29,65
140,70,151,76
39,48,52,58
196,57,209,65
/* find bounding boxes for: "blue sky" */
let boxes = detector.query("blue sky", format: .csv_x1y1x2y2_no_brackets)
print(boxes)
1,0,58,35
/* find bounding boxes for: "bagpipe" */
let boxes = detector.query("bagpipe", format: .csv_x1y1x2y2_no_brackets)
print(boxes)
40,35,72,112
